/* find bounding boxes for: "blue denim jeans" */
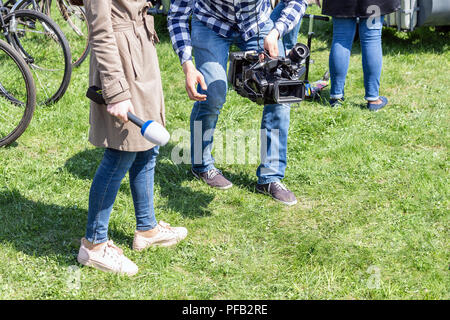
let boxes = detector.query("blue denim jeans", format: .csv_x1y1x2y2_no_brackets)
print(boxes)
190,17,291,185
329,16,385,101
270,2,302,53
85,147,159,244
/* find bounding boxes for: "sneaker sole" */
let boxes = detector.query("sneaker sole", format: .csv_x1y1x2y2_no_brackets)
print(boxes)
191,169,233,190
133,236,186,251
256,188,298,206
77,256,138,276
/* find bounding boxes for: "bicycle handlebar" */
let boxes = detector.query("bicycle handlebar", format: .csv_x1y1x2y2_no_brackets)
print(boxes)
304,14,330,22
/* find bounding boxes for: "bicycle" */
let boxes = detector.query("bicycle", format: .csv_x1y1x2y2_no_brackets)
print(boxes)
0,0,72,105
6,0,89,67
302,13,331,100
0,38,36,147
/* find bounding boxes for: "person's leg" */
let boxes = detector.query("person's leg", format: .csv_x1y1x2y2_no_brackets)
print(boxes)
85,148,136,244
237,20,296,205
329,18,357,101
79,149,139,276
129,146,187,249
190,17,232,174
256,104,290,184
359,16,385,103
129,146,159,232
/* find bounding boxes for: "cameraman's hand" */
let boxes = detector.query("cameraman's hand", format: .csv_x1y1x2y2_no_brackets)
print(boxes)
107,99,135,123
264,29,280,58
308,0,321,7
182,60,207,101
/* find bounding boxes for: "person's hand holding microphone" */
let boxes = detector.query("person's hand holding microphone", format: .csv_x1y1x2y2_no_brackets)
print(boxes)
87,86,170,146
107,99,135,123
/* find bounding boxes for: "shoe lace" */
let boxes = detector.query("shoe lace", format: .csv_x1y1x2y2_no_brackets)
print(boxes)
158,220,175,234
207,168,221,180
103,240,123,259
271,181,288,192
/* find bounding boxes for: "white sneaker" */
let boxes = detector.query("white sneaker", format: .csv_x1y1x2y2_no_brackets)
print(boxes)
77,238,138,276
133,221,188,251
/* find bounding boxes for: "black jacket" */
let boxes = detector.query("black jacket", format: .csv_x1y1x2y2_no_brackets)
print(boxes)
322,0,401,18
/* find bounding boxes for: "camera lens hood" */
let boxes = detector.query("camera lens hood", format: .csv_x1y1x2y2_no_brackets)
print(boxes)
289,43,310,63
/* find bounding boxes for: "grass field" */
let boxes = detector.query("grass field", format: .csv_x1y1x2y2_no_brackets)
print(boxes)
0,8,449,299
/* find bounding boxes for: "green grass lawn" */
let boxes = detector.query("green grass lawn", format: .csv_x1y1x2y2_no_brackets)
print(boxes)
0,10,449,299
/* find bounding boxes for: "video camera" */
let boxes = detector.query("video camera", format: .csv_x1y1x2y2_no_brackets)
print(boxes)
228,43,310,105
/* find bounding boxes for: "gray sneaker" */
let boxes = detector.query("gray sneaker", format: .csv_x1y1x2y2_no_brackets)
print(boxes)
256,181,297,206
191,168,233,190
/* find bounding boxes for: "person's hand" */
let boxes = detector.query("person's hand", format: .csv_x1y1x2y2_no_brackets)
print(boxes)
264,29,280,58
182,60,207,101
308,0,321,7
107,99,135,123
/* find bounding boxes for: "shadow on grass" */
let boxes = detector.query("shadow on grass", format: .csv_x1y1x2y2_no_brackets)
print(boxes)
382,27,450,55
0,188,155,263
3,141,18,148
64,142,215,218
0,189,91,263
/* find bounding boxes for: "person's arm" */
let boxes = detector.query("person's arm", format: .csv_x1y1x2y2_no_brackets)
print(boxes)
275,0,308,38
167,0,194,65
167,0,207,101
265,0,307,57
84,0,134,122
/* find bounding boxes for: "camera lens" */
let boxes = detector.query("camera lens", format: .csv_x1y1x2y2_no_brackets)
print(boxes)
288,43,310,63
279,87,288,96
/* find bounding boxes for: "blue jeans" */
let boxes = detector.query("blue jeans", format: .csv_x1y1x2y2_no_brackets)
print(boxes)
85,147,159,244
190,17,290,185
329,16,385,101
270,2,302,53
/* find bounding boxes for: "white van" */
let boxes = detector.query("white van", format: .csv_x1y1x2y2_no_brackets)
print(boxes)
385,0,450,31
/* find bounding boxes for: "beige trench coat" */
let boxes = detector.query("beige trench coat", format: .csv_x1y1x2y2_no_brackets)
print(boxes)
84,0,165,151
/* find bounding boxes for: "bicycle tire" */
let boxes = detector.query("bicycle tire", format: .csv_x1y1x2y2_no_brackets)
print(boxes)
17,0,90,67
3,9,72,105
0,39,36,147
55,0,90,67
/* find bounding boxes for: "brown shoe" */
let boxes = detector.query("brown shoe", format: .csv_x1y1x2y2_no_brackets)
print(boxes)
191,168,233,190
256,181,297,206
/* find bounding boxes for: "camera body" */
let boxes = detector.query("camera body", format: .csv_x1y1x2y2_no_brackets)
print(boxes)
228,43,310,105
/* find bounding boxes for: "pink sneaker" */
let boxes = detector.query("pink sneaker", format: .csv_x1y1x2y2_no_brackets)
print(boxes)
133,221,188,251
77,238,138,276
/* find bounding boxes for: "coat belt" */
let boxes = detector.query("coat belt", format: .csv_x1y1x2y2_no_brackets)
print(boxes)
112,19,145,33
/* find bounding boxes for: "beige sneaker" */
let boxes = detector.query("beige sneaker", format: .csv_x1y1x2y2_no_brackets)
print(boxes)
133,221,188,251
77,238,138,276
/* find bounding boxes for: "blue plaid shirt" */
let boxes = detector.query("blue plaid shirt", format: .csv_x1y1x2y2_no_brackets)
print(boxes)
167,0,307,65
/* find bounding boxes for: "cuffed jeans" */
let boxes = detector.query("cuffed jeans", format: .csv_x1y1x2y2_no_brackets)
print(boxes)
190,17,290,185
85,147,159,244
329,16,385,101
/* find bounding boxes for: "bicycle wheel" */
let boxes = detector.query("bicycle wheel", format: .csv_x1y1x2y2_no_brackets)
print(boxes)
36,0,90,67
0,39,36,147
3,9,72,105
